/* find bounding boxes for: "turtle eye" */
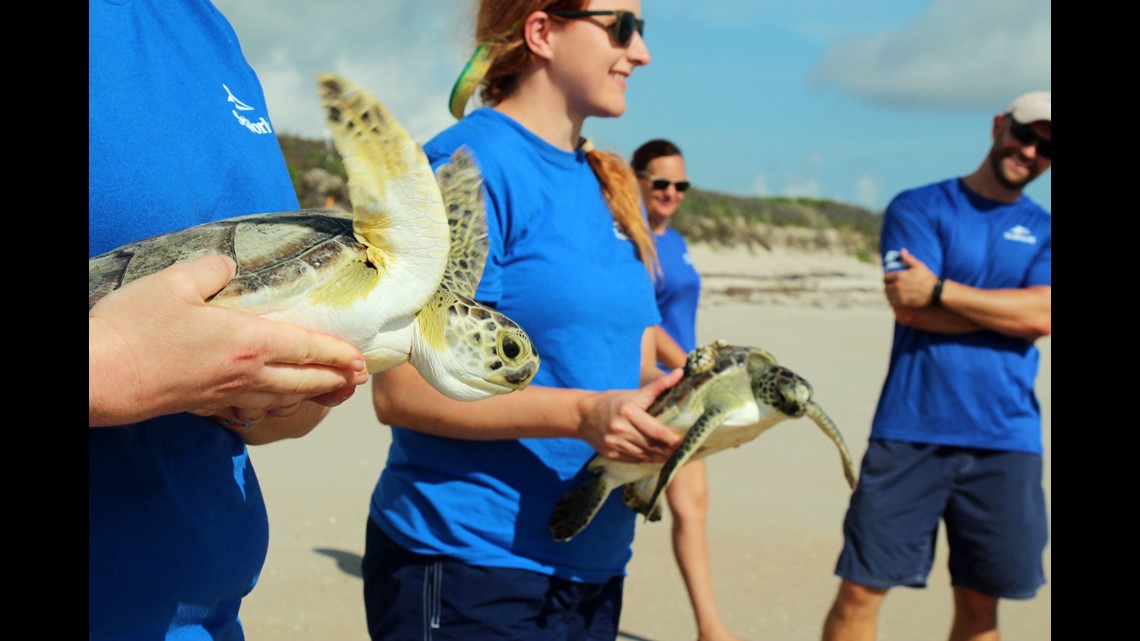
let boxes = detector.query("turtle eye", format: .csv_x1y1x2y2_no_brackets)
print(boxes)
501,336,521,360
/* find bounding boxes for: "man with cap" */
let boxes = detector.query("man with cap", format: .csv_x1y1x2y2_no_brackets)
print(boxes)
820,91,1051,641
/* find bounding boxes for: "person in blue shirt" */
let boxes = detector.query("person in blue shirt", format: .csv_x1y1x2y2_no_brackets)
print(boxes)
361,2,688,639
89,1,367,638
821,91,1052,641
632,139,746,641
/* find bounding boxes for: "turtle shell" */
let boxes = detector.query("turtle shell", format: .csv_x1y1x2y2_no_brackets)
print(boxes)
88,209,371,314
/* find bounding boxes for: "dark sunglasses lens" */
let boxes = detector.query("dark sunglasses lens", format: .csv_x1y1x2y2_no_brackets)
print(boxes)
1010,121,1051,159
613,12,643,46
651,179,670,190
674,181,691,193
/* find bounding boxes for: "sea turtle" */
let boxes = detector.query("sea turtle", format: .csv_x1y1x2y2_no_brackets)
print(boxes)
548,339,857,542
89,73,540,402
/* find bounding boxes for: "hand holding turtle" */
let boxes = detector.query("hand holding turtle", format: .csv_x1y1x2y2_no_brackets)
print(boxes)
576,368,684,464
883,248,939,308
89,254,368,427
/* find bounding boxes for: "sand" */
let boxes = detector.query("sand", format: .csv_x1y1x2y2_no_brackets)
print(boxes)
240,244,1051,641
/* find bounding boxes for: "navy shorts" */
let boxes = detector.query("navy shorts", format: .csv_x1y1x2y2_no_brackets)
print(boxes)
362,518,624,641
834,439,1048,599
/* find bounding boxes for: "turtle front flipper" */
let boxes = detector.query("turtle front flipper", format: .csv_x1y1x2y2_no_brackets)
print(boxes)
805,401,858,490
643,405,728,520
549,472,621,542
434,146,488,299
317,73,449,321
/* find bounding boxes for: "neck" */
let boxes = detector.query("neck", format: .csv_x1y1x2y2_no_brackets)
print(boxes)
494,73,584,151
648,214,668,234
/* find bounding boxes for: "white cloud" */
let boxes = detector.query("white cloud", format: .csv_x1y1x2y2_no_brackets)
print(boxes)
783,176,822,200
853,175,883,211
749,173,771,197
809,0,1051,110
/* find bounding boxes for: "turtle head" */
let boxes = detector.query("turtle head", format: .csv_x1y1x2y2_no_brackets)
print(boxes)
410,291,540,401
752,361,813,418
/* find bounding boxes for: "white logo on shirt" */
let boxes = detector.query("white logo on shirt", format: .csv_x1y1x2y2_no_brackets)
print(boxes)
613,222,629,241
223,84,274,135
883,249,903,270
1002,225,1037,244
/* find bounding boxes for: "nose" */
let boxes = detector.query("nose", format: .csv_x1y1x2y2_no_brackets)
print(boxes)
628,31,650,66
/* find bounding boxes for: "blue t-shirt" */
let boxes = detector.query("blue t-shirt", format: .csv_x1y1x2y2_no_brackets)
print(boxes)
654,227,702,362
89,1,298,639
370,108,661,583
870,178,1051,454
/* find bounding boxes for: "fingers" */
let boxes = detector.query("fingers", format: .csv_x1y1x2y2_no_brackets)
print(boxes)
170,254,238,300
253,316,368,374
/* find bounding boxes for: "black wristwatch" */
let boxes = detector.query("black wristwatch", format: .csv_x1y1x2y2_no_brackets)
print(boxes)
931,278,945,307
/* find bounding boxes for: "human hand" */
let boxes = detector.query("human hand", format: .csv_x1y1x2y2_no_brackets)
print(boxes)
577,368,683,463
882,248,939,308
89,255,369,427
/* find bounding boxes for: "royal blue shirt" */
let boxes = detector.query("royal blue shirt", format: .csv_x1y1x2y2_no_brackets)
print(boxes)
89,1,297,638
654,227,702,363
371,108,661,582
870,178,1051,454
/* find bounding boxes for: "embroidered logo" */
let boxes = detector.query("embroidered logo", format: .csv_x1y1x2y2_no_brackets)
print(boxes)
1002,225,1037,244
883,249,903,270
223,84,274,135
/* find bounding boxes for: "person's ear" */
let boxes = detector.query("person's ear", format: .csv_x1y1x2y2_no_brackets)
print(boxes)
990,114,1006,142
523,11,556,61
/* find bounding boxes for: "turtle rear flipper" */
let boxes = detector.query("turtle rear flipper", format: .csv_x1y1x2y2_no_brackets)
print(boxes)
549,474,618,542
805,401,858,490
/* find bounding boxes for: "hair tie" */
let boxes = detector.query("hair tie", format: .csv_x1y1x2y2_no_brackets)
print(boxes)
448,44,492,120
578,137,595,153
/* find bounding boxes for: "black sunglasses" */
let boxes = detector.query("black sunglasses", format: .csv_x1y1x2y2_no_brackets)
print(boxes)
549,10,645,47
1007,118,1052,160
637,171,690,192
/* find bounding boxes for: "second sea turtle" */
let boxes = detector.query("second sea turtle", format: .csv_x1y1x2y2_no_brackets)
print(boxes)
548,340,857,541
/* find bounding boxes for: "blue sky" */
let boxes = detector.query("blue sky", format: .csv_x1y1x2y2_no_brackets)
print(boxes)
213,0,1051,214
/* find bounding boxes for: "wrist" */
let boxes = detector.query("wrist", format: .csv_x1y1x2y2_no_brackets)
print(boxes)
931,277,945,307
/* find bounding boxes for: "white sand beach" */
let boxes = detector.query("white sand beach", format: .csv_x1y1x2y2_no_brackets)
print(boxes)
241,244,1051,641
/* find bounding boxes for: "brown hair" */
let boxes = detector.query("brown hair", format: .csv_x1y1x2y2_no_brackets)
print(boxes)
471,0,658,276
631,138,683,172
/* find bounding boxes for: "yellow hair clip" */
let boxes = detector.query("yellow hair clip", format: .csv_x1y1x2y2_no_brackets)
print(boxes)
448,44,492,120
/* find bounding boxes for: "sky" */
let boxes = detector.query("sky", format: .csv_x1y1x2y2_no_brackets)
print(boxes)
213,0,1051,214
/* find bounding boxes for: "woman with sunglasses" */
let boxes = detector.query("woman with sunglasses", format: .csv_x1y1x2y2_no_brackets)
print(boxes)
362,2,684,640
632,140,748,641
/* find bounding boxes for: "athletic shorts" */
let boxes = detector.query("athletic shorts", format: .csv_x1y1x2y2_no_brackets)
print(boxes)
834,439,1048,599
362,518,624,641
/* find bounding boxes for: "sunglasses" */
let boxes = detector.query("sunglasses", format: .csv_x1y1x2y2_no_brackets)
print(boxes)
549,10,645,47
1007,118,1052,160
637,171,690,192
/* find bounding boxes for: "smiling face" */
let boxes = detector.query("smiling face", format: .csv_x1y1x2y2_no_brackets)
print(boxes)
548,0,650,120
639,154,688,231
988,115,1052,191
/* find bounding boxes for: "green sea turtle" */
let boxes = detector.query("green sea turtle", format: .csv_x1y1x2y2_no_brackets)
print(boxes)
88,73,540,402
549,340,857,542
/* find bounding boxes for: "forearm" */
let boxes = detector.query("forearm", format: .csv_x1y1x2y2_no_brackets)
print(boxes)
653,325,689,371
892,305,984,334
939,281,1051,341
372,362,588,440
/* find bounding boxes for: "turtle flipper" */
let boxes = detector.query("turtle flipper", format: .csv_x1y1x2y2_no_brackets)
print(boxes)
434,146,488,299
317,73,449,317
549,473,619,542
805,401,858,490
643,406,727,519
